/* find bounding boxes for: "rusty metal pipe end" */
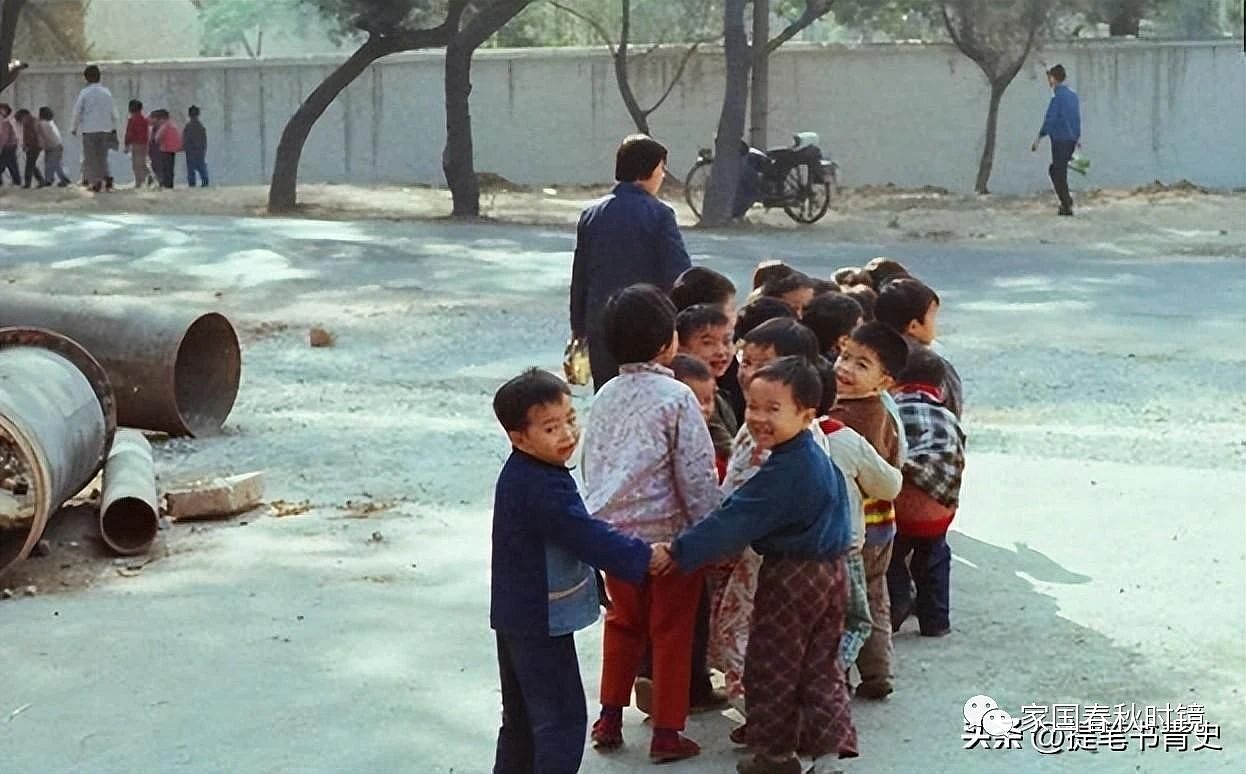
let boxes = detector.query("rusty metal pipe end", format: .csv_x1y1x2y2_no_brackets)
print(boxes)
100,429,158,556
174,312,241,437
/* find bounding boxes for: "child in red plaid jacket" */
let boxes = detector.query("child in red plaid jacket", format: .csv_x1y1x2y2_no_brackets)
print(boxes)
887,345,965,637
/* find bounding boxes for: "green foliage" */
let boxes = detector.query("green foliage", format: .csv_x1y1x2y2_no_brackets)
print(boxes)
198,0,309,56
500,0,721,47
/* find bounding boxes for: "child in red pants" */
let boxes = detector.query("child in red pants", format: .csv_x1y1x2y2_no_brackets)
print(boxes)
581,285,721,763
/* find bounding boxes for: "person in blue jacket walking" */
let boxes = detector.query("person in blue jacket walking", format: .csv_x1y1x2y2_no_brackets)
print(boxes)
1032,64,1081,216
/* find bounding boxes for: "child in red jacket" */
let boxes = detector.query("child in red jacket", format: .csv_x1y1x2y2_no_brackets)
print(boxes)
150,109,182,189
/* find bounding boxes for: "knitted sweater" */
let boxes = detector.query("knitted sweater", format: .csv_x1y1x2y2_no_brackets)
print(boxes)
817,418,902,550
829,394,901,545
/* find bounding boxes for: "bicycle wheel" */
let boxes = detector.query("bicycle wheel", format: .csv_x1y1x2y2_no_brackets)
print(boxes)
782,165,832,224
684,161,712,220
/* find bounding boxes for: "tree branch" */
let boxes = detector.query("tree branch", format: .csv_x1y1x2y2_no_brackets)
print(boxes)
767,0,833,53
460,0,532,50
641,40,708,116
549,0,618,55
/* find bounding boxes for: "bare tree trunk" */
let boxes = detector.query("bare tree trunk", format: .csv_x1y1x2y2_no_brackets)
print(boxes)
443,39,481,216
268,37,389,212
0,0,29,94
701,0,750,226
749,0,770,149
612,0,651,135
974,81,1005,194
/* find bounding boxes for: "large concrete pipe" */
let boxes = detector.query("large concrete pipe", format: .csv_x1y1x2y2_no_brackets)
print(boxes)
100,429,159,556
0,291,241,437
0,328,114,577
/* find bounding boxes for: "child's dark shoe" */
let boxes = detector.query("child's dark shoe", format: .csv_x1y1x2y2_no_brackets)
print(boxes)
649,731,700,763
591,717,623,750
854,680,893,700
890,604,912,633
736,752,803,774
729,723,750,745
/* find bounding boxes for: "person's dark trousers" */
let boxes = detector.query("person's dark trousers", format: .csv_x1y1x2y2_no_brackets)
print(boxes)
1049,140,1076,213
0,145,21,186
158,151,176,189
493,631,587,774
22,150,44,187
588,337,618,394
186,151,209,187
637,582,714,704
887,533,951,634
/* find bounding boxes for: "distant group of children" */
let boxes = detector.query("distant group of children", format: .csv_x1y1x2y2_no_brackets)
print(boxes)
490,256,967,773
0,98,208,191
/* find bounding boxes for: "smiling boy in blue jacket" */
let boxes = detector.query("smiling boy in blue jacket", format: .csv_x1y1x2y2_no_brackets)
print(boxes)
489,368,661,774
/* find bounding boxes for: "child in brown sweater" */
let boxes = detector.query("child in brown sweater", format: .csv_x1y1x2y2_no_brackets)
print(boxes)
830,321,909,700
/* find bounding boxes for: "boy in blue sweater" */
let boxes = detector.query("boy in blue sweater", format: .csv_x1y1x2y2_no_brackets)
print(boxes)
662,357,859,774
490,368,663,774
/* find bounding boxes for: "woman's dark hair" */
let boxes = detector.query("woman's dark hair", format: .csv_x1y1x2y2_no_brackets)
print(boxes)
493,368,571,432
843,284,878,322
84,65,101,83
603,284,677,365
615,134,667,182
874,278,940,335
734,295,796,341
38,106,53,120
670,266,736,311
848,322,909,379
751,260,794,290
897,344,948,387
671,353,713,383
751,356,823,412
741,317,820,360
802,293,864,355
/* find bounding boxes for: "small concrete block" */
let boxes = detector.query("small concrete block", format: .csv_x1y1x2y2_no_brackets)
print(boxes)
165,472,265,521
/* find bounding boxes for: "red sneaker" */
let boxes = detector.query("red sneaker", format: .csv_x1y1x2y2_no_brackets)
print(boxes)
650,732,701,764
591,717,623,751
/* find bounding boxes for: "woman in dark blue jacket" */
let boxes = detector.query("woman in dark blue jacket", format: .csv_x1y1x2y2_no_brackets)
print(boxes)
569,134,691,390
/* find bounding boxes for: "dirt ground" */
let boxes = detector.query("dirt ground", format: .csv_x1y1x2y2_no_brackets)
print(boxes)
0,178,1242,259
0,206,1243,773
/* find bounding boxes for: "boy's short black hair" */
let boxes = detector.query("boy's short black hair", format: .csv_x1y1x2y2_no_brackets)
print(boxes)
603,283,677,365
188,105,200,117
735,295,796,340
671,266,736,311
752,260,794,290
493,368,570,432
671,353,713,383
84,65,101,82
676,303,730,343
129,99,142,113
843,284,878,322
742,317,820,360
897,344,948,387
863,257,912,290
38,106,53,120
874,278,941,335
1048,64,1067,82
815,355,838,416
13,108,28,120
802,293,864,354
812,278,840,296
761,271,816,300
849,322,909,378
615,134,667,182
751,356,822,412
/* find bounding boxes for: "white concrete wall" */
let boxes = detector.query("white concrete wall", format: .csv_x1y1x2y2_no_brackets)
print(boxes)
6,40,1243,193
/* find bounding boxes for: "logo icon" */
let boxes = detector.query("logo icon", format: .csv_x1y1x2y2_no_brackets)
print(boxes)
964,695,1015,737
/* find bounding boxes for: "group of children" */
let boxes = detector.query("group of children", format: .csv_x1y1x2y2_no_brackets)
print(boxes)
490,257,966,774
0,100,208,191
124,100,211,190
0,103,71,188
